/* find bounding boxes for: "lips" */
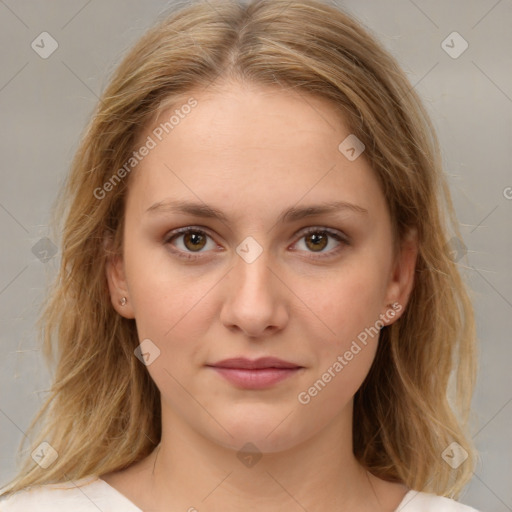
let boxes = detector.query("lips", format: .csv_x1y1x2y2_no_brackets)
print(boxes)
206,357,304,389
208,357,302,370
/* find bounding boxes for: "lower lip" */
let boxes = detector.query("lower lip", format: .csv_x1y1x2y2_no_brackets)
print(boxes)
209,367,302,389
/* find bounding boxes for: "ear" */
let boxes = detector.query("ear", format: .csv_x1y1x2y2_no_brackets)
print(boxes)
381,227,418,326
104,233,135,319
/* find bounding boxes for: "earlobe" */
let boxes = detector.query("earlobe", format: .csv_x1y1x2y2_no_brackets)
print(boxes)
382,228,418,325
104,239,135,319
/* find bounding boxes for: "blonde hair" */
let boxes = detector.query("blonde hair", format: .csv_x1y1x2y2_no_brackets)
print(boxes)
1,0,477,499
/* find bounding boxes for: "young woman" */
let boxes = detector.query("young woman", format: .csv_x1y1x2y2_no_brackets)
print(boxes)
0,0,480,510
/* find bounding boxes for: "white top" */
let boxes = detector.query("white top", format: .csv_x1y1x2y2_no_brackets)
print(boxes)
0,475,481,511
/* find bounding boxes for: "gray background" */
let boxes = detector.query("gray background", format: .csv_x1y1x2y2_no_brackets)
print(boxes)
0,1,511,510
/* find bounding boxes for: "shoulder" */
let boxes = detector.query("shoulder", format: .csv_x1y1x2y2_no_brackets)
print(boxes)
399,490,481,511
0,476,139,512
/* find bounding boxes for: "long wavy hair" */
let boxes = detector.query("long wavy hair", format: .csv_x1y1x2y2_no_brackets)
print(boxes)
1,0,477,499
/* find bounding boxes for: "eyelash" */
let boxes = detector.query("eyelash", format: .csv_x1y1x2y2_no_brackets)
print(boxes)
163,226,350,261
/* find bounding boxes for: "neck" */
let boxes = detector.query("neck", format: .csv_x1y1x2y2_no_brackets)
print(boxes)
142,407,392,511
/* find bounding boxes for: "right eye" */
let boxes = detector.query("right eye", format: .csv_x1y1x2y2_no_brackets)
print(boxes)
164,227,218,260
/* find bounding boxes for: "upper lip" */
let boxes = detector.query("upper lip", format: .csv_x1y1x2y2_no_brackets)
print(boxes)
207,357,302,369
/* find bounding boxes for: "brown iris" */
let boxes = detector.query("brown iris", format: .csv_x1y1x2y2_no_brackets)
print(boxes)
183,231,207,251
304,232,328,252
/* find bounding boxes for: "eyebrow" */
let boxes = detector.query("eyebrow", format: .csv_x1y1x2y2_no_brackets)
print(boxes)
145,199,368,224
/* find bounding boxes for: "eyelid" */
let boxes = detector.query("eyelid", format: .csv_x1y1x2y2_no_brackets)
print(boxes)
299,226,350,244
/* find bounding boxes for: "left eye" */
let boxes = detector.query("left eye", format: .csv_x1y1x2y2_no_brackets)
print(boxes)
164,227,348,260
294,227,348,256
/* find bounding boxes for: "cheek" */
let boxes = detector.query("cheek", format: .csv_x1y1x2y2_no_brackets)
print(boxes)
297,256,387,353
294,266,384,412
124,238,216,331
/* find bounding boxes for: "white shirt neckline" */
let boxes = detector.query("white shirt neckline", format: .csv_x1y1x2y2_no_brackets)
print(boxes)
94,477,143,511
1,476,478,511
95,476,417,511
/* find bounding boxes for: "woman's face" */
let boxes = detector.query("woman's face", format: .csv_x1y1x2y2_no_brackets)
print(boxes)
106,80,417,453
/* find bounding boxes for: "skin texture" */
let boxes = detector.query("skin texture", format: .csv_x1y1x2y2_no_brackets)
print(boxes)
103,80,418,511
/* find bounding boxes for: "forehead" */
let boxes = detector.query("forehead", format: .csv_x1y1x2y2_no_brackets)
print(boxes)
125,82,385,224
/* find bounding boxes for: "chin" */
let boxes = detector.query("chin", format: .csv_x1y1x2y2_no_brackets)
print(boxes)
202,406,311,454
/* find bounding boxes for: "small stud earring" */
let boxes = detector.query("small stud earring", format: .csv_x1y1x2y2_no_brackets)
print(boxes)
119,297,127,306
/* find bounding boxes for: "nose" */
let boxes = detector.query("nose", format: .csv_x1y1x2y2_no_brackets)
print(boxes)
219,247,289,339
